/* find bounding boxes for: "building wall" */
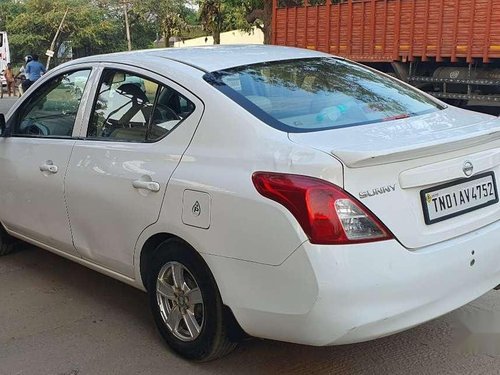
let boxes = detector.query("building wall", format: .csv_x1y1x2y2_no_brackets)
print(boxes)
174,27,264,48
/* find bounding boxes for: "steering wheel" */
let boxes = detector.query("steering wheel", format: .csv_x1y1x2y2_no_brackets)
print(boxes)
20,119,50,136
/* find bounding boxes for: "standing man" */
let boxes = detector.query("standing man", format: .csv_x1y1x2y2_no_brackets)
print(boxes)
23,54,46,92
1,63,16,97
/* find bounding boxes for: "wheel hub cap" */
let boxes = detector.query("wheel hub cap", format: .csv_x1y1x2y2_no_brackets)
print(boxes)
156,261,204,342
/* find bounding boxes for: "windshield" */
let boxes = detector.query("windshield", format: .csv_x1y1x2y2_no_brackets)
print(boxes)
205,57,443,133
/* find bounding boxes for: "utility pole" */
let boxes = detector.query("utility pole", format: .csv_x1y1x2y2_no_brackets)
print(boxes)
46,8,69,70
124,1,132,51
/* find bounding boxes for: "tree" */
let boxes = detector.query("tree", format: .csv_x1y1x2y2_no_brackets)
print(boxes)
1,0,158,66
231,0,330,45
0,0,24,32
4,0,129,64
199,0,223,45
93,0,157,51
198,0,240,44
132,0,193,47
226,0,272,44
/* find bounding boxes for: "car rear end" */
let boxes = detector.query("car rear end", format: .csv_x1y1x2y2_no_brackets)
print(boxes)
204,53,500,345
286,113,500,345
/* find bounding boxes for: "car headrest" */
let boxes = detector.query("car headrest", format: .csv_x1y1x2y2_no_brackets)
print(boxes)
116,83,148,104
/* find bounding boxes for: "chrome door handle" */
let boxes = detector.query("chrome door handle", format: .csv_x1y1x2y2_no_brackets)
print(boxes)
39,164,58,174
132,180,160,192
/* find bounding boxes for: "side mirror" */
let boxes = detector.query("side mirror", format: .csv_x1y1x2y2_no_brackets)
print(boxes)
0,114,5,136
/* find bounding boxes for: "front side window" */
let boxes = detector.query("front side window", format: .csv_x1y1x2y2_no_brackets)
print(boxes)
88,69,194,142
13,69,91,137
205,58,443,133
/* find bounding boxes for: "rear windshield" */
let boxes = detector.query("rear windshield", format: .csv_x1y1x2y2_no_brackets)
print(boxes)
204,58,443,133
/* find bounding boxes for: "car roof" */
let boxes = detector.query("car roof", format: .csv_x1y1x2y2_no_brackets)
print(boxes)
74,44,332,73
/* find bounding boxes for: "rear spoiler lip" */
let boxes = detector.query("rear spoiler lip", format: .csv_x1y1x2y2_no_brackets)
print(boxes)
331,127,500,168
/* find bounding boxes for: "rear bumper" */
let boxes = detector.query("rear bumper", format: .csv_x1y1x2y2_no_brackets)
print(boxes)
213,219,500,346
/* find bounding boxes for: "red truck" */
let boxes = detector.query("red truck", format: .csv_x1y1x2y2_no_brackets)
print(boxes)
272,0,500,108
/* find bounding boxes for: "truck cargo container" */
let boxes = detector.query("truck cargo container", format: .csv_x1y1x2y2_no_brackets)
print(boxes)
272,0,500,108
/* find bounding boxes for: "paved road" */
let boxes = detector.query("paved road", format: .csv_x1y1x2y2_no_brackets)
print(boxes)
1,98,500,375
2,245,500,375
0,97,18,115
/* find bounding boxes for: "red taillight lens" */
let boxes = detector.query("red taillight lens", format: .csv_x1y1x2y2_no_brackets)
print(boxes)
252,172,393,245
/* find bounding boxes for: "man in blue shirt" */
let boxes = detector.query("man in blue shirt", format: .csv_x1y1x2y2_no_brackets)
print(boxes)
23,54,46,92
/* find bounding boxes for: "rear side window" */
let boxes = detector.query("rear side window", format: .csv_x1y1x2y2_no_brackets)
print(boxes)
205,58,443,133
87,69,194,142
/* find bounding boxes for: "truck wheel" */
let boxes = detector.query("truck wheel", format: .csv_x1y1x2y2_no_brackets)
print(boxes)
147,238,237,361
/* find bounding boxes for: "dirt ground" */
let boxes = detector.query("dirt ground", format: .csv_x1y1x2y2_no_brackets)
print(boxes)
1,245,500,375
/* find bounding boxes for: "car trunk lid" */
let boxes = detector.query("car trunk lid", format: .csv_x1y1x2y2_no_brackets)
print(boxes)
289,106,500,249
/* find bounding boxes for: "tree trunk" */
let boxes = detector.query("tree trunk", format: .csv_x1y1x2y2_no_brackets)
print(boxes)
263,0,272,44
213,3,222,44
246,2,273,45
213,28,221,44
163,30,170,48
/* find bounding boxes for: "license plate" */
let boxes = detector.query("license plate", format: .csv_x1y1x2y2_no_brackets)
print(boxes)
420,172,498,225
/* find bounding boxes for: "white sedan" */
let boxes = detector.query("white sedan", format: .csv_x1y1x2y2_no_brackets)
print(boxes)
1,45,500,361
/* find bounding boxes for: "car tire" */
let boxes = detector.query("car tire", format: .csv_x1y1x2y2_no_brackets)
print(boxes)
147,238,237,361
0,226,15,256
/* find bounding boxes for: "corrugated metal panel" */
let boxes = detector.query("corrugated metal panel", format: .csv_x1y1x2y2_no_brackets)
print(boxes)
317,6,329,52
399,0,412,57
306,6,316,49
296,7,307,48
273,0,500,62
441,0,456,58
412,0,426,57
490,0,500,59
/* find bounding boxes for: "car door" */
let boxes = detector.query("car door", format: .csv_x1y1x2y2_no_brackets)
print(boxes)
65,66,203,277
0,68,95,255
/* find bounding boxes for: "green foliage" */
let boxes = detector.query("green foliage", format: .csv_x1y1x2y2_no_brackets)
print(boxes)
1,0,156,65
224,0,272,44
198,0,240,44
0,0,276,65
131,0,194,47
0,0,24,31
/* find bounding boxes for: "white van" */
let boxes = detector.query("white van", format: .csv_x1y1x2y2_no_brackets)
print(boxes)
0,32,11,87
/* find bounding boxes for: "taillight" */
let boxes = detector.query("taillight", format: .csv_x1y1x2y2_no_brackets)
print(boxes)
252,172,393,245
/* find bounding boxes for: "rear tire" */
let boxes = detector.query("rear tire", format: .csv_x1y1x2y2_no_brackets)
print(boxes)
147,238,237,361
0,226,15,256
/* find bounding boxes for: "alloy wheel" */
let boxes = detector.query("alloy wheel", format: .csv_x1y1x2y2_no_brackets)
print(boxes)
156,261,205,341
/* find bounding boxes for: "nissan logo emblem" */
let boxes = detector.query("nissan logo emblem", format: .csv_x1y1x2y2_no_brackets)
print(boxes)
463,161,474,177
